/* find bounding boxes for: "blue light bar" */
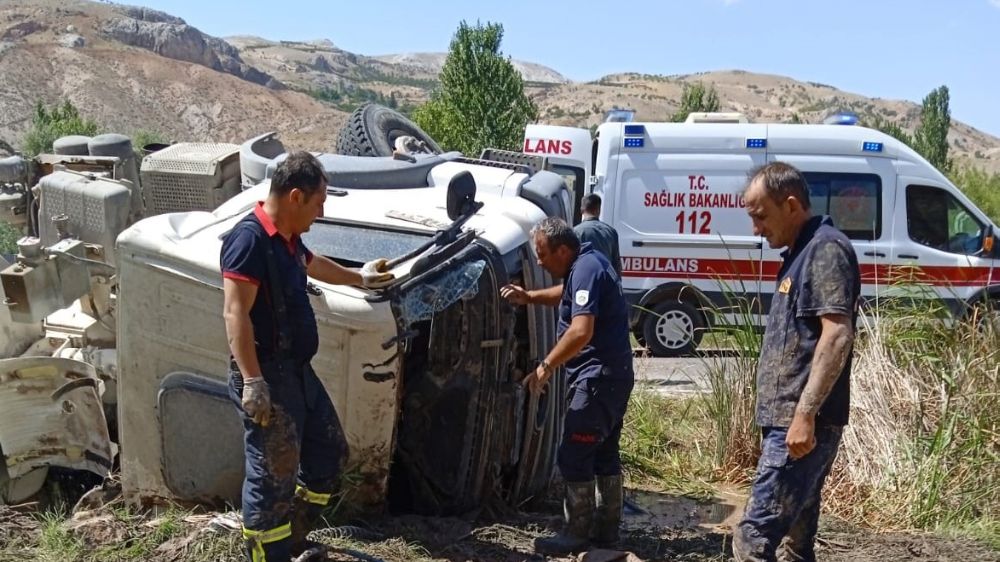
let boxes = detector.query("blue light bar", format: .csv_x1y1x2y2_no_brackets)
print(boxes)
624,124,645,136
746,138,767,149
624,137,644,148
862,141,884,152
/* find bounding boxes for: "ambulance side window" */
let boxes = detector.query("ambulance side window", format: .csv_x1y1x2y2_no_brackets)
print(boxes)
906,185,984,255
802,173,881,240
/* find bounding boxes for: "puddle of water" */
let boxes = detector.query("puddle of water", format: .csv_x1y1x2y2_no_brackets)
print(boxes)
624,489,744,532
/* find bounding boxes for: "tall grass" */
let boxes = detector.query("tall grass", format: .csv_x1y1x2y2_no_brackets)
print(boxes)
700,286,999,538
827,301,999,535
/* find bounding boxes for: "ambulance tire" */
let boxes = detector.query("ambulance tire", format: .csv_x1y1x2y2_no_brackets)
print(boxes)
335,103,442,157
642,300,705,357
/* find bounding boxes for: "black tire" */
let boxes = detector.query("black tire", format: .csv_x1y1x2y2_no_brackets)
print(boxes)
336,103,442,157
641,300,705,357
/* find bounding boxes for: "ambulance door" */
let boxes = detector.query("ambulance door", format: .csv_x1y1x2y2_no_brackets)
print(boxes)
615,142,767,336
891,177,994,315
766,154,894,310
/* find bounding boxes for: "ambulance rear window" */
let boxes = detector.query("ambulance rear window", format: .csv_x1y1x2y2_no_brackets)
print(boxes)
803,173,881,240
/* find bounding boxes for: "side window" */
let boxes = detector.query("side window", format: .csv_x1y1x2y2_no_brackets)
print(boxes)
906,185,984,255
803,172,881,240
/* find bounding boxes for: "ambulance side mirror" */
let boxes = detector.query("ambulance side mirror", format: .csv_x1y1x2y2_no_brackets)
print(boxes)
982,226,995,257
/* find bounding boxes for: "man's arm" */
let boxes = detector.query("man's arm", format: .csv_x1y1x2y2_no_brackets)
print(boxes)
500,284,563,307
307,254,363,286
786,313,854,458
522,314,594,394
223,278,263,380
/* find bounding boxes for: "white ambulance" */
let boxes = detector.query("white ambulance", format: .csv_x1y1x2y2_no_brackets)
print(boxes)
524,118,999,356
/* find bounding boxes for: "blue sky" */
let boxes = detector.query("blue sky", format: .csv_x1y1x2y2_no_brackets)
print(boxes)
140,0,1000,137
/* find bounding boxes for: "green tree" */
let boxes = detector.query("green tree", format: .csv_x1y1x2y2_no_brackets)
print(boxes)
913,85,952,174
865,114,913,146
671,82,721,123
21,100,99,157
413,21,538,156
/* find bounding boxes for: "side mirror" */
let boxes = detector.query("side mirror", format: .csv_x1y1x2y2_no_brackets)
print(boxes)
446,170,477,221
983,229,995,257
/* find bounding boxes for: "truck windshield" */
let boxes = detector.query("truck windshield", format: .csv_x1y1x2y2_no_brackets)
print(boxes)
302,221,432,266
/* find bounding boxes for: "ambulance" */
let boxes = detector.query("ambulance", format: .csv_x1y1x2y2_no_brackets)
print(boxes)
524,116,1000,356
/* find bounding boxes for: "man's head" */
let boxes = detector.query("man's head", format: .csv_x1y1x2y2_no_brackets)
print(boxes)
530,217,580,279
269,151,328,235
581,193,602,218
744,162,812,249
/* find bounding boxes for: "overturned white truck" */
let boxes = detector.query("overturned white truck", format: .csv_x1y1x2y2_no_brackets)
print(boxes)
0,106,575,514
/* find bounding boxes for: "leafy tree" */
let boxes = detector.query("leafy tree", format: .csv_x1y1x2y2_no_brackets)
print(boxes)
913,85,952,174
671,82,721,122
413,21,538,156
865,114,913,146
21,100,99,157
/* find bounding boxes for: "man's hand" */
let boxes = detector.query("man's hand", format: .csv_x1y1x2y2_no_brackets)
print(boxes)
242,377,272,426
521,362,552,396
786,411,817,459
500,284,531,306
361,258,395,289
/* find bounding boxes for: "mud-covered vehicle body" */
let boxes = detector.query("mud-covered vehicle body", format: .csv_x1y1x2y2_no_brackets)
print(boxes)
1,121,575,514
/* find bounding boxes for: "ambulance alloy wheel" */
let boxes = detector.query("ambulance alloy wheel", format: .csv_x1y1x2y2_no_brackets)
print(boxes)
642,300,705,357
335,103,442,157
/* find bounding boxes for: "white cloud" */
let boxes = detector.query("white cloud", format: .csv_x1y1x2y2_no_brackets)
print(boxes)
991,0,1000,8
724,0,742,5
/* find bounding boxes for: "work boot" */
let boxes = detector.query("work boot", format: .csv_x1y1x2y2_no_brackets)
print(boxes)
534,480,595,556
591,474,624,547
289,494,326,557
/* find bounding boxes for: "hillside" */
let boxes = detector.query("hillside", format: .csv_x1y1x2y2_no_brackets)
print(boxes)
0,0,997,174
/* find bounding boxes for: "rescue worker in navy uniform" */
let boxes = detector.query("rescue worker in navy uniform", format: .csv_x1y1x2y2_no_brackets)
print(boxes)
501,217,634,556
733,162,860,562
221,151,395,561
574,193,622,278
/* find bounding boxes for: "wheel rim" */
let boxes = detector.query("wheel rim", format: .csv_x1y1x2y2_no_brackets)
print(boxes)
654,310,694,349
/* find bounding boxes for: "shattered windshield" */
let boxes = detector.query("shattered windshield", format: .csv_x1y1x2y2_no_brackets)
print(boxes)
302,220,432,266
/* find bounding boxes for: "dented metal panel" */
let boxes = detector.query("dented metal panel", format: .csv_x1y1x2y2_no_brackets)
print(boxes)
0,357,114,482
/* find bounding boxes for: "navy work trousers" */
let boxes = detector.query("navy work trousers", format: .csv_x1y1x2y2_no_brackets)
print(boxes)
734,425,843,562
229,360,348,561
557,376,634,483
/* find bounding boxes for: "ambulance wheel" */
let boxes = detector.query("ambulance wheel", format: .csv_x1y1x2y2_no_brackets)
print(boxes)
642,300,704,357
336,103,442,157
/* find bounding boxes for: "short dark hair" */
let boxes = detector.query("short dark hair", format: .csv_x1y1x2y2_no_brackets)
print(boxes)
270,151,326,197
531,217,580,253
746,161,811,210
581,193,602,215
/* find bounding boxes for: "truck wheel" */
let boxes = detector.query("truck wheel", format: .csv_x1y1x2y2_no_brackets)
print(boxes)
335,103,442,157
642,300,704,357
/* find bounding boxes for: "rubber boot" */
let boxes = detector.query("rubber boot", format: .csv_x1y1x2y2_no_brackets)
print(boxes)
289,495,326,558
591,474,624,547
534,480,595,556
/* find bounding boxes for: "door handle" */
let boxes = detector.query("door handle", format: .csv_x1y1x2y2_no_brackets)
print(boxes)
863,251,886,258
898,254,919,260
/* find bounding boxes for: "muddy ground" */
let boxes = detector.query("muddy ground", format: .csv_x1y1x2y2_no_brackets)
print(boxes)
1,486,996,562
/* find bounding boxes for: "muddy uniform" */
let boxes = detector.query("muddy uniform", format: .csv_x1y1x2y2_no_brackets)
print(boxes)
222,203,348,562
557,243,634,483
735,215,860,562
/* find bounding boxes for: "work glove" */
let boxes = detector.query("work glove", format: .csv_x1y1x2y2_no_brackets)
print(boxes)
361,258,395,289
241,377,272,426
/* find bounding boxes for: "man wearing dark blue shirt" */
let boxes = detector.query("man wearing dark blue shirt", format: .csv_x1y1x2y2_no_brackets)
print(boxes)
500,217,634,556
574,193,622,277
222,152,394,562
733,162,860,562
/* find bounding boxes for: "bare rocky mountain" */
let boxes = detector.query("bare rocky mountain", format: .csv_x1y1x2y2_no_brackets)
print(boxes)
0,0,996,173
0,0,348,152
373,52,568,84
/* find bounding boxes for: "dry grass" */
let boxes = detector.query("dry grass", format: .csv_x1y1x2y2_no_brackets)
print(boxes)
826,305,1000,538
